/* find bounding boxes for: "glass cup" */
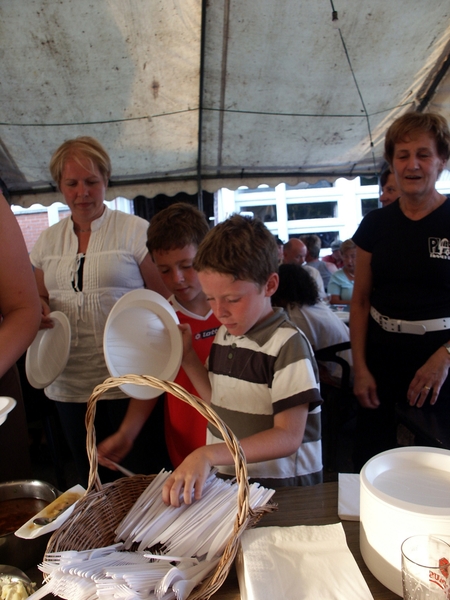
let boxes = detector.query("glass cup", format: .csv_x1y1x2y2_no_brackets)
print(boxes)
402,535,450,599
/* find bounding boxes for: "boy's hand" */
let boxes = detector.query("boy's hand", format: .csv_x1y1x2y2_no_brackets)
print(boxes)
162,447,213,507
97,431,133,469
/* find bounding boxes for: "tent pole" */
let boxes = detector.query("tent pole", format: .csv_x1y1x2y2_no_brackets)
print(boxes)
417,46,450,113
197,0,208,212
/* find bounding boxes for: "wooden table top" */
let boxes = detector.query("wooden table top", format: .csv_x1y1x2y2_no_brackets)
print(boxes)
28,481,400,599
212,481,401,599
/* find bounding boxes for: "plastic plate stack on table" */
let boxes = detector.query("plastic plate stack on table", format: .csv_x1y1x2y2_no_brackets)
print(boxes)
103,290,183,400
360,446,450,596
44,374,276,600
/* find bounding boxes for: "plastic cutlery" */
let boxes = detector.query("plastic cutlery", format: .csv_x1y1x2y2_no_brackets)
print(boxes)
108,461,135,477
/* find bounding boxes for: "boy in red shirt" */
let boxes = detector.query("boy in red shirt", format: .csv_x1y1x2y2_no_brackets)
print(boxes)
98,203,219,469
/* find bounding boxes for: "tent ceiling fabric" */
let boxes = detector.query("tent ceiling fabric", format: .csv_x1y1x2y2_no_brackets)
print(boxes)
1,0,450,207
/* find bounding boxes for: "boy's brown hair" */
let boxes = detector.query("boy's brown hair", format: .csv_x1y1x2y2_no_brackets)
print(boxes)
146,202,210,254
193,214,279,286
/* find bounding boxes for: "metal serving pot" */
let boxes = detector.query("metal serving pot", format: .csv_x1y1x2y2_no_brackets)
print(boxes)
0,480,60,571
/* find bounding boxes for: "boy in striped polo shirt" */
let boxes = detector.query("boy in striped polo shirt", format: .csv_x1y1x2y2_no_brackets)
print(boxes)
163,214,323,507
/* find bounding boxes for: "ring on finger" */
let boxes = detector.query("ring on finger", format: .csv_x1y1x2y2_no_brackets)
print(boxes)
423,385,431,391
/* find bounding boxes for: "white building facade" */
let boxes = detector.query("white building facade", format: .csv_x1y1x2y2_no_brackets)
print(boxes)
216,172,450,252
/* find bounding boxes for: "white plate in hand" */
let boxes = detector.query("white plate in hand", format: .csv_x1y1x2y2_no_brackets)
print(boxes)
25,311,71,389
103,290,182,400
0,396,16,426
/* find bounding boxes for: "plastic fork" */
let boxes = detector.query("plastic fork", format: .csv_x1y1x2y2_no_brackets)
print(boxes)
108,461,135,477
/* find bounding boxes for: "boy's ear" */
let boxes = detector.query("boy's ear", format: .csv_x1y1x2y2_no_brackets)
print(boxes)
265,272,279,297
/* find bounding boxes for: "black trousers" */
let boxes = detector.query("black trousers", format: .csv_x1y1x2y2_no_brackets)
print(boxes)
353,318,450,472
0,364,32,482
55,394,172,488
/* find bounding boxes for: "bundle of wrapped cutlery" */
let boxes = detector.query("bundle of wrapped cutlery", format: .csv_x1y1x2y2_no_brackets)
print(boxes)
31,470,274,600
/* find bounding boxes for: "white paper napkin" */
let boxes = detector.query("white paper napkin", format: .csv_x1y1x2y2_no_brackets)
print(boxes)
338,473,360,521
237,523,373,600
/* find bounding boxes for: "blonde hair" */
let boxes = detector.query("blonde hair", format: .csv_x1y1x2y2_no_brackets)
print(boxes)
50,136,111,186
340,239,356,255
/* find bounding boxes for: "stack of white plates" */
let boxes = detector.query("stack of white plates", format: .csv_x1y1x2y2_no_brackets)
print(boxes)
360,446,450,596
103,290,183,400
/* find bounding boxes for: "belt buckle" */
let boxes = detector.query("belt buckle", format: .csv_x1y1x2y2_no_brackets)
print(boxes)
380,315,395,332
399,321,426,335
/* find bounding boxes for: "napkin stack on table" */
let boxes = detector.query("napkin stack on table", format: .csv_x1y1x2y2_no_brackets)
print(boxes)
236,522,373,600
337,473,360,521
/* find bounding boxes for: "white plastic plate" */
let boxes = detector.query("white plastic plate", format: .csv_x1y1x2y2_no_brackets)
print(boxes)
0,396,16,426
104,290,182,399
361,446,450,512
25,311,71,389
360,447,450,595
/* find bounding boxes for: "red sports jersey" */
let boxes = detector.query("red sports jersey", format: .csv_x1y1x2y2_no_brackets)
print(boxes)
166,297,220,467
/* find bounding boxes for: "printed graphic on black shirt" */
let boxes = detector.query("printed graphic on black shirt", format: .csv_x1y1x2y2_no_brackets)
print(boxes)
429,237,450,259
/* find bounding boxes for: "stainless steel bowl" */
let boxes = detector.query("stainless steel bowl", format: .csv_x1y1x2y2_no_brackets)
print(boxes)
0,480,60,571
0,564,34,597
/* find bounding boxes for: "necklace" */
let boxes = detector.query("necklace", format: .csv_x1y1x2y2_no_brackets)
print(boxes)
74,226,91,233
344,268,355,281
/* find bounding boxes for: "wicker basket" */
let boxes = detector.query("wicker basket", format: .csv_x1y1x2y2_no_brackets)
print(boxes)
45,374,275,600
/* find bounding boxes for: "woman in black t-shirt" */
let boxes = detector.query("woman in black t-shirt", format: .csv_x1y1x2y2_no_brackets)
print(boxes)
351,112,450,470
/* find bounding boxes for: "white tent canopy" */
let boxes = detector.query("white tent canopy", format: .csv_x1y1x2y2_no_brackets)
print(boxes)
1,0,450,207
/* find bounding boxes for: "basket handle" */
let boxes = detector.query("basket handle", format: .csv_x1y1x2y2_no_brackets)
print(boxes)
85,374,251,520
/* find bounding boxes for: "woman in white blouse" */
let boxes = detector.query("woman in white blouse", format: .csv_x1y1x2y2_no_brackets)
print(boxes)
31,136,169,485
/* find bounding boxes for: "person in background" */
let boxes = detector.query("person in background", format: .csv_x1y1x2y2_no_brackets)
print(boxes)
351,112,450,470
300,234,334,290
272,263,351,382
283,237,327,300
162,214,323,507
379,167,400,207
322,240,343,270
0,193,41,482
327,239,356,306
30,136,170,486
283,237,306,265
98,203,220,471
274,235,284,264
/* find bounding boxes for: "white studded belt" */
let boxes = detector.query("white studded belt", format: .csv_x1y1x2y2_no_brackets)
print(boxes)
370,306,450,335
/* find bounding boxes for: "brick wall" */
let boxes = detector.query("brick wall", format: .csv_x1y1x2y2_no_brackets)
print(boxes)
16,212,49,253
15,209,71,253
